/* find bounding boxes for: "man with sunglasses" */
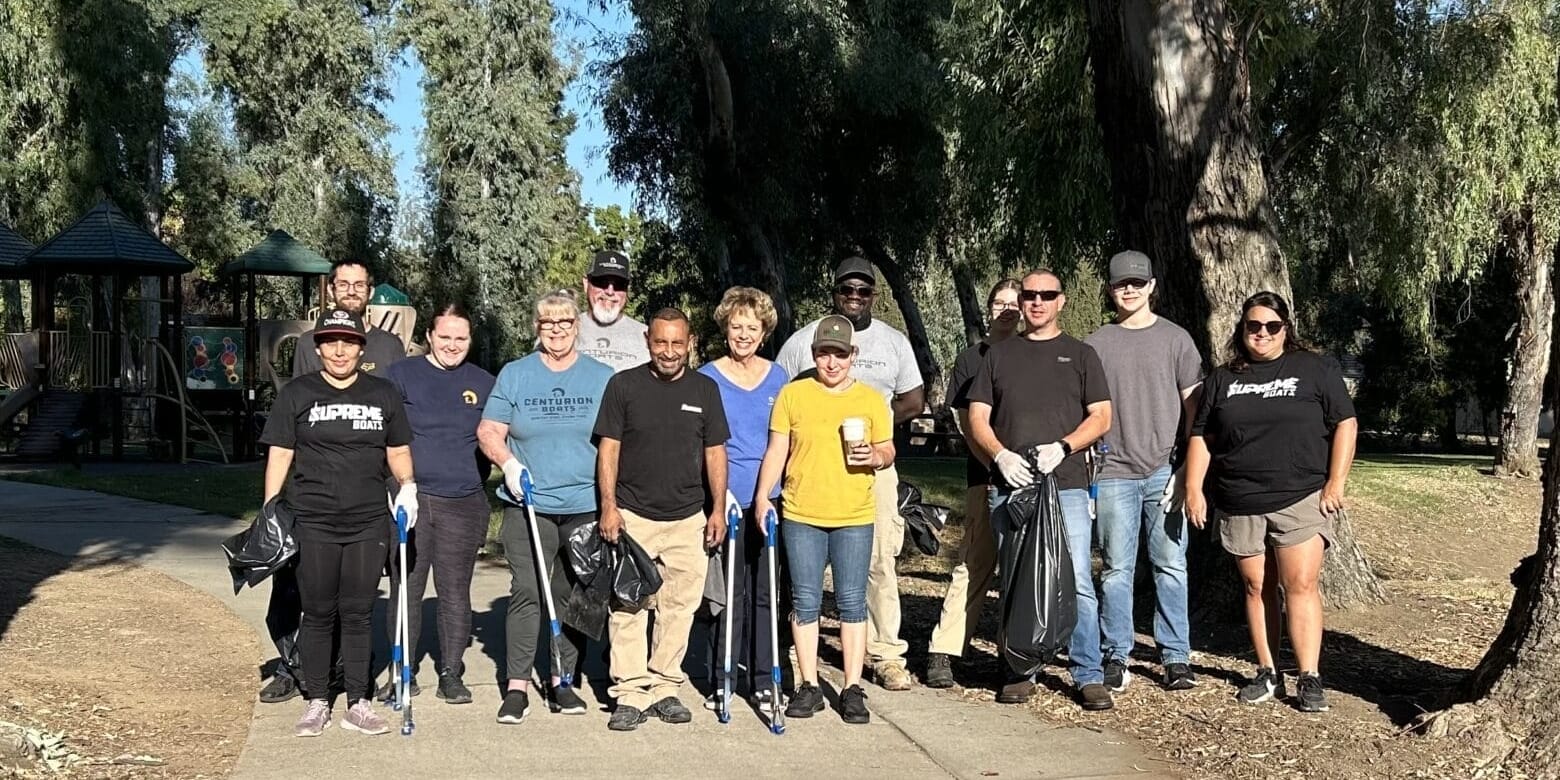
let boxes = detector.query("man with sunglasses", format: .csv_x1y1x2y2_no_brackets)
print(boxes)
262,260,408,705
967,269,1113,710
578,250,650,372
776,256,925,691
1084,251,1203,695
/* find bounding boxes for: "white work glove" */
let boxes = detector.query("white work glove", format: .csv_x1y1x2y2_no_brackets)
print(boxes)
501,459,526,504
392,482,419,530
1034,442,1066,474
1161,467,1186,513
993,448,1034,488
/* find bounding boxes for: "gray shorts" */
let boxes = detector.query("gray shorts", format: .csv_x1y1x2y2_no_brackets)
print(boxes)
1216,490,1334,557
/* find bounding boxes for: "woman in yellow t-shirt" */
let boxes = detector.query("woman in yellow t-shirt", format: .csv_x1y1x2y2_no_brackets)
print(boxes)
754,314,895,725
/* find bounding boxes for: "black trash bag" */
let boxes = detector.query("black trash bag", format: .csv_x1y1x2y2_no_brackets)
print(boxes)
998,473,1077,676
563,522,613,640
897,481,951,557
221,496,299,594
566,521,664,610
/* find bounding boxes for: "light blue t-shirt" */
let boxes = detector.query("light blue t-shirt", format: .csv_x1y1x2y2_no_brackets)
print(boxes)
699,361,789,508
482,352,615,514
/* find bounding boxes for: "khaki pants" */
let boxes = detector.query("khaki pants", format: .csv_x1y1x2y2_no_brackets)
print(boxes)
607,509,708,711
867,464,908,667
927,484,997,657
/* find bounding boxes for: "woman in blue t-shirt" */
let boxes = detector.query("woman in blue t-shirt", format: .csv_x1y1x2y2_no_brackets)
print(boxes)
1184,291,1357,714
477,290,615,725
697,287,790,714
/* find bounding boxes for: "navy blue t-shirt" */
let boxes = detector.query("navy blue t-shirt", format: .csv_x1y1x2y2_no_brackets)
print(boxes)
387,357,497,499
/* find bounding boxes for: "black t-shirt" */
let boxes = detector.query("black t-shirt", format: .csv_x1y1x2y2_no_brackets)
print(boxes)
1190,350,1356,515
593,365,731,521
967,333,1111,491
948,342,991,487
260,372,413,542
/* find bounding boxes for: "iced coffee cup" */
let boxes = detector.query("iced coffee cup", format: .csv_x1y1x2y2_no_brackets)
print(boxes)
841,417,867,446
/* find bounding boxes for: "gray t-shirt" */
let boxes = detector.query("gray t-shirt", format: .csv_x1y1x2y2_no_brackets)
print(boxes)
1085,317,1203,479
291,325,406,378
577,314,650,372
777,317,923,403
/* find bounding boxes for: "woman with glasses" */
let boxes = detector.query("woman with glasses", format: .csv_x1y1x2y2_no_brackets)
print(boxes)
923,279,1021,689
477,290,616,724
1183,291,1357,714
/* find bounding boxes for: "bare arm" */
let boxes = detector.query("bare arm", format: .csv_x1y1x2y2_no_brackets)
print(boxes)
264,446,294,503
870,440,896,470
597,437,624,542
1183,436,1212,528
753,431,790,534
967,401,1004,461
954,409,991,468
891,386,925,424
703,444,729,547
1179,383,1202,441
1320,418,1358,514
477,419,515,467
386,445,415,485
1060,400,1111,454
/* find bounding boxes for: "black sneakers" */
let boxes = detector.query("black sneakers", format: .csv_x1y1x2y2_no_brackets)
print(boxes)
608,704,648,731
650,696,693,724
1163,663,1198,691
924,653,955,689
552,684,588,715
839,685,871,724
496,689,531,725
785,683,826,718
1237,667,1286,704
259,674,299,703
1104,658,1132,693
1295,672,1329,712
436,670,472,704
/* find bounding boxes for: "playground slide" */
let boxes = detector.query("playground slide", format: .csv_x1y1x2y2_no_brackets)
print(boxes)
0,378,41,430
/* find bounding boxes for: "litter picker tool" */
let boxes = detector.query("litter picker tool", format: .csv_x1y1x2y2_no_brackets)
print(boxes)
392,506,415,736
520,463,574,696
718,491,741,724
764,506,785,735
1087,443,1109,520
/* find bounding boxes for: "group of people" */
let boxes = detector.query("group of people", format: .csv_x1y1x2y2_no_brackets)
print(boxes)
254,245,1357,738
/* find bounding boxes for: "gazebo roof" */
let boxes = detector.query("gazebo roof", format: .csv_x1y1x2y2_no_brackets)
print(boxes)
221,229,332,277
0,222,34,279
23,200,194,275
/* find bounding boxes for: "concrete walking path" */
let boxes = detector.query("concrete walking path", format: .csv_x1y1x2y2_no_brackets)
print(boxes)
0,480,1174,779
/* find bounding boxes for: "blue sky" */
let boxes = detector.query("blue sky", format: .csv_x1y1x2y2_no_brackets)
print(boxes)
383,1,636,211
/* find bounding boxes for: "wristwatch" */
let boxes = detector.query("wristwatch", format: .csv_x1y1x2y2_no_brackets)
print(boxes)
1059,440,1073,456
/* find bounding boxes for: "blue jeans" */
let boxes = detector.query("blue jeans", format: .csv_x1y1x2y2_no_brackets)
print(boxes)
992,487,1099,685
784,520,873,625
1096,465,1190,665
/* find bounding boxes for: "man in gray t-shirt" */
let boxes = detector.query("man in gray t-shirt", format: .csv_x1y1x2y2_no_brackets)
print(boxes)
774,257,924,690
577,250,650,372
1083,250,1203,694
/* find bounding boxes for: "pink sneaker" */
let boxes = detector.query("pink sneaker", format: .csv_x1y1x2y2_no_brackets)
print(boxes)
341,699,390,735
294,699,331,737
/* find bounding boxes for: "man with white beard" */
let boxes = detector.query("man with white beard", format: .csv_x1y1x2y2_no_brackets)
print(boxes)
576,250,651,372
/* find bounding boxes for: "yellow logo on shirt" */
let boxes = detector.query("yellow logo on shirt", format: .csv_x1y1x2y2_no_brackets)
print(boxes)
462,390,479,406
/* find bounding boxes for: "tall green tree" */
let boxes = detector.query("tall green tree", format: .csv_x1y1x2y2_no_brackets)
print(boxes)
402,0,579,365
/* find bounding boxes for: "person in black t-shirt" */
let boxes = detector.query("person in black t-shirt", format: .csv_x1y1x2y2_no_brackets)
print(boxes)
260,309,417,738
924,278,1021,689
594,308,730,732
966,269,1113,711
1185,291,1357,714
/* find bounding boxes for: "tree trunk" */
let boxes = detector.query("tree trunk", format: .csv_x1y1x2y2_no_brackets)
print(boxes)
862,239,940,406
1085,0,1291,365
1087,0,1382,612
1495,208,1554,479
948,237,985,347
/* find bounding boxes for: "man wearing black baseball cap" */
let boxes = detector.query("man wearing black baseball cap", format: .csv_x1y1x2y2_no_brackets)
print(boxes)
578,249,651,372
775,257,925,691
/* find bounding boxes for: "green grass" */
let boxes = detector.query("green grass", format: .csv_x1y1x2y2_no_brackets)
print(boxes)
896,457,969,519
5,467,265,521
1348,453,1495,519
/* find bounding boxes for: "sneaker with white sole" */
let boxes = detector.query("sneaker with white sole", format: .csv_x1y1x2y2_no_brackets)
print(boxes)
497,689,531,724
1104,658,1131,693
294,699,330,737
552,684,588,715
751,688,786,714
1237,667,1286,704
340,700,390,735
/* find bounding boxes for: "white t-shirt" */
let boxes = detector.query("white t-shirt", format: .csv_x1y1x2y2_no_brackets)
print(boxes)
777,318,923,403
577,314,650,372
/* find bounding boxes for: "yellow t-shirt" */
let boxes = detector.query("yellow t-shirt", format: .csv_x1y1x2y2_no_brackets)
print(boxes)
770,379,893,528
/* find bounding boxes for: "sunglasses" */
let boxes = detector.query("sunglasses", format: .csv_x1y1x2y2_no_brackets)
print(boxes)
1018,289,1062,303
1110,279,1150,292
589,276,629,292
835,284,875,298
1244,320,1285,336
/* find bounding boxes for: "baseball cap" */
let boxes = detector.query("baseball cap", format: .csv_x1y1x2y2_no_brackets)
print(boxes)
811,315,855,353
833,256,875,285
588,250,632,281
313,309,366,342
1108,250,1154,284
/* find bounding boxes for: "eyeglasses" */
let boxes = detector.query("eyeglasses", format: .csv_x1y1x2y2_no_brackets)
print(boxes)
1111,279,1150,292
1244,320,1285,336
835,284,875,299
990,301,1020,312
589,276,628,293
332,281,370,293
1018,289,1062,303
538,318,576,331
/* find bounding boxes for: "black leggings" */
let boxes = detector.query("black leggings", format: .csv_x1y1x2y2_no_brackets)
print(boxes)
386,492,490,677
297,535,387,704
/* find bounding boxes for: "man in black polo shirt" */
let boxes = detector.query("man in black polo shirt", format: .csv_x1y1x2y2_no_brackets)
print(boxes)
594,308,730,732
967,269,1114,711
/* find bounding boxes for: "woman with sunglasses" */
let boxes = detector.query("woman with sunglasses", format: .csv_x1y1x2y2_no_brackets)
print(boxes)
1183,291,1357,713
